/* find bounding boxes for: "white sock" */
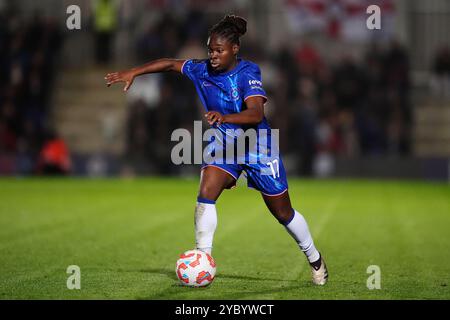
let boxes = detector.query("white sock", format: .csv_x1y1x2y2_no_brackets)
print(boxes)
194,198,217,255
283,210,320,263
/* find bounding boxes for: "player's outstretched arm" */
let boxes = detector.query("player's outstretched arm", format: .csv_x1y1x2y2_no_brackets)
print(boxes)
104,58,186,92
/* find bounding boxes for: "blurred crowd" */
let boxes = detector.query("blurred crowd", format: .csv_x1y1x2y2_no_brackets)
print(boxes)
2,3,449,176
430,46,450,99
276,40,412,175
125,10,413,176
0,8,66,175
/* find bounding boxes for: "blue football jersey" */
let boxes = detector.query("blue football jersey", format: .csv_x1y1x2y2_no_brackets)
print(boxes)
181,58,271,134
182,58,288,195
182,58,279,166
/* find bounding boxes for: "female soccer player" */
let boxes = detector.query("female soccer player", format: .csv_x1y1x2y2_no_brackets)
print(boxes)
105,15,328,285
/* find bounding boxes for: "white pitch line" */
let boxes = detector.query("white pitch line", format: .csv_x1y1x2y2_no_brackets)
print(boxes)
287,193,341,282
311,193,341,240
246,193,342,299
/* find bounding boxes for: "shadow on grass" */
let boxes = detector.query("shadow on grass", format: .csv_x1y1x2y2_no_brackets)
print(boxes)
126,267,313,300
135,281,312,300
132,267,300,283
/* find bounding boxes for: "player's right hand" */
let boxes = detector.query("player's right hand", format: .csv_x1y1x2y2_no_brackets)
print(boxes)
104,70,135,92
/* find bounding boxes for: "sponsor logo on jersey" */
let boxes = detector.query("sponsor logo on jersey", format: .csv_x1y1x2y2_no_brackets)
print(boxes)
248,79,262,86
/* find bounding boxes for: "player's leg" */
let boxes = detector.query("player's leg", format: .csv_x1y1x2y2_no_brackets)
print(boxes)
195,166,237,255
262,190,320,262
262,191,328,285
198,166,236,201
245,155,328,285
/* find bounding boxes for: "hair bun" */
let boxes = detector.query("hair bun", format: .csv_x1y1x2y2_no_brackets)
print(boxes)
224,14,247,36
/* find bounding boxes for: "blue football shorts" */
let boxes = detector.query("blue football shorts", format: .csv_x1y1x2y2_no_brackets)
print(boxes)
201,155,288,196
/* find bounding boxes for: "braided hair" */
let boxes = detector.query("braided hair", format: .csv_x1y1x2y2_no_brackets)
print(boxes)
209,14,247,46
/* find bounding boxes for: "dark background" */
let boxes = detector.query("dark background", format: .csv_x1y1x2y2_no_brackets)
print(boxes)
0,0,449,180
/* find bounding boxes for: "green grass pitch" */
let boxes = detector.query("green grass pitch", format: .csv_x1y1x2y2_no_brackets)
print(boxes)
0,177,449,299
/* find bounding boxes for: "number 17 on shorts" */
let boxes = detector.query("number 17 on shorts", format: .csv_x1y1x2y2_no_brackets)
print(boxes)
266,159,280,179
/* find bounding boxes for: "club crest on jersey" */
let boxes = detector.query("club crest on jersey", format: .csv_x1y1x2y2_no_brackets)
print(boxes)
230,87,240,101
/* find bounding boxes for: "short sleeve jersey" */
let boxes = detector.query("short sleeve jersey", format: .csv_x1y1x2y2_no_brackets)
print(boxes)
181,58,271,134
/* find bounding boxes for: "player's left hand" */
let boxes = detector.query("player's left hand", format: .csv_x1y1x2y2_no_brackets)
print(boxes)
205,111,226,126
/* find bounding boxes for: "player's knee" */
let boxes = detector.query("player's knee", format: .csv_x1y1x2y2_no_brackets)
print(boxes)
274,208,294,225
198,184,218,201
